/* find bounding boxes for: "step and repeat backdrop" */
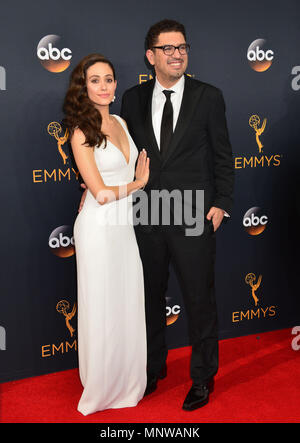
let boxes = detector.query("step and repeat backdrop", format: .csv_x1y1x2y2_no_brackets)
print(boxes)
0,0,299,382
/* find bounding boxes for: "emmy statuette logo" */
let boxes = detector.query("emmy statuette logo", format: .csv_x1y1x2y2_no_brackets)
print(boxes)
47,122,69,164
32,119,79,184
232,273,277,323
249,115,267,153
41,299,77,358
41,300,77,358
56,300,77,337
245,273,262,306
234,114,282,169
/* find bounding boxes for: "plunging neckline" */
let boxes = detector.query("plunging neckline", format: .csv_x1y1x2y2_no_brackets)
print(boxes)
107,115,131,165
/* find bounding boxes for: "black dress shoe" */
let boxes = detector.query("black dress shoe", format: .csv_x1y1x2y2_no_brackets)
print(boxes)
144,376,158,396
144,365,167,396
182,380,214,411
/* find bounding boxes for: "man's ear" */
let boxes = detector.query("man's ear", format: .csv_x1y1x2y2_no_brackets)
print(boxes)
145,49,155,66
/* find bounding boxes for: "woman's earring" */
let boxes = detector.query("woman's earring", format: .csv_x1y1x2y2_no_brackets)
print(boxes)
111,95,116,103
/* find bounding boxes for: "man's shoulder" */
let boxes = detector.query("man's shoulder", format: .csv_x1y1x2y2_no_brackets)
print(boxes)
186,75,222,97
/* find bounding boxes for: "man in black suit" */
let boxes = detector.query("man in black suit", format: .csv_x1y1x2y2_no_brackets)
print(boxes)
120,19,234,411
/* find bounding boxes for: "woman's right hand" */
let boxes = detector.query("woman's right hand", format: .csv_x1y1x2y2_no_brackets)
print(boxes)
135,149,150,188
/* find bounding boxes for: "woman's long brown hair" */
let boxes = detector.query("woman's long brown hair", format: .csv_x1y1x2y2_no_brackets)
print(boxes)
62,53,116,148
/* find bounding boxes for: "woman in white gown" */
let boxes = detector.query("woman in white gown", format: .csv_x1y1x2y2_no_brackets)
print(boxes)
63,54,149,416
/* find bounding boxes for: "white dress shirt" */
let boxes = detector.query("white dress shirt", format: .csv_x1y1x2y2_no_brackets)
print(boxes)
151,75,185,149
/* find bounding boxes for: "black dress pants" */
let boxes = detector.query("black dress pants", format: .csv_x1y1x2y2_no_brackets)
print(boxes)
135,221,218,385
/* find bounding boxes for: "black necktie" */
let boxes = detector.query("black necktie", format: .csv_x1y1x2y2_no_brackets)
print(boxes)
160,90,174,157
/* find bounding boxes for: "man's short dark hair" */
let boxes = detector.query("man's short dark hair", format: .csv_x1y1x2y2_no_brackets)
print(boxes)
145,19,186,50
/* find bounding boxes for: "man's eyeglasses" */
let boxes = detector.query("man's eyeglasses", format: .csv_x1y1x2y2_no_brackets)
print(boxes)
151,44,190,56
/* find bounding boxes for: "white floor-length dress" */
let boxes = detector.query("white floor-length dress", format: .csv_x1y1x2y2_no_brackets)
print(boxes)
74,115,147,416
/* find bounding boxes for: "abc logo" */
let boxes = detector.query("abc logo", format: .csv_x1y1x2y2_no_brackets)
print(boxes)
37,35,72,73
49,225,75,257
247,39,274,72
243,207,268,235
165,297,181,326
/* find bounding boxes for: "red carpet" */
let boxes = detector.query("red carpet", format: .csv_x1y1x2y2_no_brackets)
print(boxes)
1,328,299,423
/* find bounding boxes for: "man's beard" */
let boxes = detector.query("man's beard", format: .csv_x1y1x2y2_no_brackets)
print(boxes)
168,71,184,81
167,58,185,80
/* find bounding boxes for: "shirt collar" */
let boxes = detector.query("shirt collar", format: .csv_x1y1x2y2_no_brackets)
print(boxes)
153,74,185,97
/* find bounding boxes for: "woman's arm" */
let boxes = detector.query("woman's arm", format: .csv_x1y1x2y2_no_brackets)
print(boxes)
71,128,148,205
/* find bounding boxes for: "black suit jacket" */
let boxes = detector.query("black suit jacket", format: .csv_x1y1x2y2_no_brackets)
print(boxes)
120,75,234,227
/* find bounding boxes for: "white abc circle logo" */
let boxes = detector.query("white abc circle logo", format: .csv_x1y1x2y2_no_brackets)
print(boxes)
243,207,268,235
247,39,274,72
49,225,75,257
166,304,181,326
37,35,72,73
166,305,181,316
38,43,72,61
